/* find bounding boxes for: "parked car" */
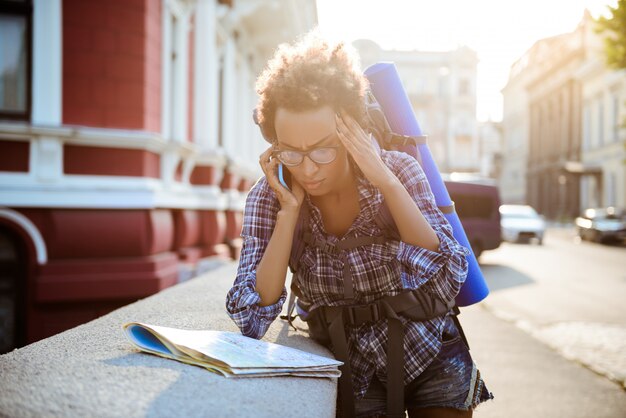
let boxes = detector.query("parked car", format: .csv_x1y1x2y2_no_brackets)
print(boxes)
499,204,546,244
575,207,626,243
445,178,502,258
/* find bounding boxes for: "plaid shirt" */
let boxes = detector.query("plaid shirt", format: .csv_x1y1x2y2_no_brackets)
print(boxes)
226,150,469,399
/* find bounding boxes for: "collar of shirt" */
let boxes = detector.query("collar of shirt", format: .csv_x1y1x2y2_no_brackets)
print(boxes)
303,170,384,241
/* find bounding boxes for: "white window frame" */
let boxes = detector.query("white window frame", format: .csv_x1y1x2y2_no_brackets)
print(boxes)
32,0,61,125
193,0,220,151
611,92,619,143
161,0,193,143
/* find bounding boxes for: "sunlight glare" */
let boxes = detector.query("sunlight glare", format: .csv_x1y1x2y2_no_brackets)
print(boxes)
316,0,618,121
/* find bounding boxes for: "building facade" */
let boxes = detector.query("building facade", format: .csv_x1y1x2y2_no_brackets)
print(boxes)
353,40,480,173
526,27,585,221
500,47,537,204
477,121,503,180
0,0,316,353
501,10,625,216
576,15,626,209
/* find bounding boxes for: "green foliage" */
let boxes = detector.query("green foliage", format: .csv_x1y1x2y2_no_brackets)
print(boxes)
595,0,626,69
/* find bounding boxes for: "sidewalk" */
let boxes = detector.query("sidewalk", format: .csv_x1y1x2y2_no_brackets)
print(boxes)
2,260,625,417
460,303,626,418
0,261,337,418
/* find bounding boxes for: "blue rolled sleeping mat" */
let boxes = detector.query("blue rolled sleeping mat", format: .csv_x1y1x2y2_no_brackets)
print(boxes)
364,62,489,306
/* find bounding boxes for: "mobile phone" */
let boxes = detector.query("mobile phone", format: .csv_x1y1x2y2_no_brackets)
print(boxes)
278,163,292,191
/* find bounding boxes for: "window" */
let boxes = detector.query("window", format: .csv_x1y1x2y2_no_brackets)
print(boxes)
598,98,604,146
161,0,192,142
458,78,470,96
168,13,179,138
583,103,590,151
611,93,619,142
217,58,224,147
438,76,447,98
454,134,473,163
606,172,616,207
0,0,31,121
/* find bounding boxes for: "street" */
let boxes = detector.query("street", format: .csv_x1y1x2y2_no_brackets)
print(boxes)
462,227,626,417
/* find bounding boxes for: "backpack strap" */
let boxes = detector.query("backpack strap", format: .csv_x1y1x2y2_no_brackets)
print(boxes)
381,300,405,418
319,289,454,326
283,289,298,328
373,200,401,242
288,202,310,273
282,203,310,328
380,131,427,167
366,89,427,166
451,304,470,350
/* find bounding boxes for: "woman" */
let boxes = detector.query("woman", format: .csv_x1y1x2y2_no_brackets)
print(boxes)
226,32,493,418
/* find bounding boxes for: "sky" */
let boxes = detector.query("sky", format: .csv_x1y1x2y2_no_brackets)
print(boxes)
316,0,618,122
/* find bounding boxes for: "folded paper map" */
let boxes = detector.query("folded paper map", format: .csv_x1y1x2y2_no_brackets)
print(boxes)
122,322,342,378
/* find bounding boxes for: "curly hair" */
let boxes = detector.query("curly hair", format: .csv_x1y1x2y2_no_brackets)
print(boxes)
255,31,369,143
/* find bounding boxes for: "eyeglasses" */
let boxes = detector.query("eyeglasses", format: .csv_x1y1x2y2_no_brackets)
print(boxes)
273,145,340,167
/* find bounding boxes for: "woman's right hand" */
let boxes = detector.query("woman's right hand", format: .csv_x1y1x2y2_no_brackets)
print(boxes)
259,147,305,213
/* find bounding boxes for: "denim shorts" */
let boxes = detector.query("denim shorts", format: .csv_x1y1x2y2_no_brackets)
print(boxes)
353,315,494,417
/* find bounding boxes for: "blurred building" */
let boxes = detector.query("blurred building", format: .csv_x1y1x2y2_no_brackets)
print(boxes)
500,49,536,205
501,11,625,219
526,28,585,221
477,121,502,179
0,0,316,353
575,13,626,209
353,40,479,173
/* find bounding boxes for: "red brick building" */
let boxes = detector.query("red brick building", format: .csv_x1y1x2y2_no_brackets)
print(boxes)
0,0,316,353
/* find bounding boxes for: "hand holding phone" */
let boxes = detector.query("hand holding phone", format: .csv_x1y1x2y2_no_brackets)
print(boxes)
259,147,303,209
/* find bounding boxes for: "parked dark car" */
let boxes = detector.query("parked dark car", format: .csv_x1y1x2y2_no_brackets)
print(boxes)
575,207,626,243
444,178,502,258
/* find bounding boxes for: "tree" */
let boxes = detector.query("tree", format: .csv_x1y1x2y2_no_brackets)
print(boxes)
595,0,626,69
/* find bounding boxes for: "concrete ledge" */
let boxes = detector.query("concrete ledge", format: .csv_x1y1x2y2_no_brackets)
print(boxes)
0,262,338,418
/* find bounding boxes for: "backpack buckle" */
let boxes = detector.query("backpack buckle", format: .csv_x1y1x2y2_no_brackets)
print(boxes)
317,241,338,255
346,302,381,326
387,134,413,146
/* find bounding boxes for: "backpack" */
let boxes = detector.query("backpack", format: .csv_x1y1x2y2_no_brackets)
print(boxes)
267,91,468,418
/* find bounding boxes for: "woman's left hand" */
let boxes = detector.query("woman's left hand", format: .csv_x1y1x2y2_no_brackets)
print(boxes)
336,111,396,189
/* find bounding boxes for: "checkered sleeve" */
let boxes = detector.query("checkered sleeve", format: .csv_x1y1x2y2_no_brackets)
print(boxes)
225,177,287,339
385,151,470,303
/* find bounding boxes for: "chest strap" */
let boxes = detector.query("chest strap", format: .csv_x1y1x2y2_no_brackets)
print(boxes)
302,232,389,302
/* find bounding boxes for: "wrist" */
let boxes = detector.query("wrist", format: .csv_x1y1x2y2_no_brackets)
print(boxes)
376,171,403,193
277,208,300,225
